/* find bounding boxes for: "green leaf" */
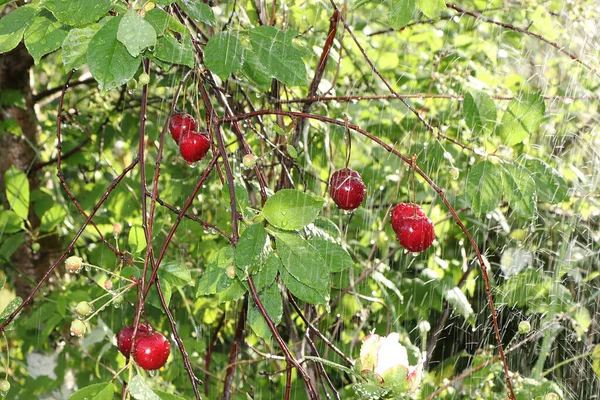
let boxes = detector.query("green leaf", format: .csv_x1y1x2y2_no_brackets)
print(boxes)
416,0,446,18
5,166,29,220
204,32,245,80
177,0,215,26
522,159,569,204
249,26,307,87
117,9,157,57
156,391,187,400
308,238,353,273
87,16,141,92
388,0,415,28
144,8,185,36
465,161,502,215
235,223,268,280
0,5,38,54
196,246,235,296
222,182,250,218
252,252,279,291
501,164,537,218
499,92,545,147
62,24,100,71
572,306,591,340
67,383,114,400
129,375,160,400
23,10,67,64
0,210,25,233
240,49,273,89
286,145,298,159
40,204,67,231
248,282,283,339
463,90,497,135
262,189,324,231
445,287,474,322
0,296,22,320
160,261,192,287
154,35,194,68
0,232,24,258
592,345,600,379
270,229,330,305
128,225,147,253
43,0,113,27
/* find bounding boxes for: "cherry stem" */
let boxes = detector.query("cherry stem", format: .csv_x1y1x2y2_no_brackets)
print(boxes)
344,114,351,169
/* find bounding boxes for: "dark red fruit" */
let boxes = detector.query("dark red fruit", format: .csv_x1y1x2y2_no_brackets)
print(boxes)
390,203,426,234
116,323,151,358
179,132,211,164
133,331,171,371
329,168,367,210
390,203,435,252
169,113,197,144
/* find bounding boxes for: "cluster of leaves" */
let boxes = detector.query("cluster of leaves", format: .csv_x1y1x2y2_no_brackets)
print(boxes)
1,0,599,399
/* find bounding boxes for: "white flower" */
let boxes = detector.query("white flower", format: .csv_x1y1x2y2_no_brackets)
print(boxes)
359,331,423,394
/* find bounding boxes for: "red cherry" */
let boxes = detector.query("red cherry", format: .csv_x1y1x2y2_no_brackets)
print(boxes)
179,132,211,164
395,215,435,252
390,203,426,234
116,323,151,358
133,331,171,371
329,168,367,210
169,113,197,144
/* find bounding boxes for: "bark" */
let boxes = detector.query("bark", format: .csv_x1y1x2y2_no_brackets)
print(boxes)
0,5,57,298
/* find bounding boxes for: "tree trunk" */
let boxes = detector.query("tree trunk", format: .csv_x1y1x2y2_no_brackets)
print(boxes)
0,4,49,299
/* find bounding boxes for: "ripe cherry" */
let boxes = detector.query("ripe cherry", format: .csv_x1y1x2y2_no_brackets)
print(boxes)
116,323,151,358
179,132,211,164
390,203,435,252
169,113,197,144
133,331,171,371
390,203,426,234
329,168,367,210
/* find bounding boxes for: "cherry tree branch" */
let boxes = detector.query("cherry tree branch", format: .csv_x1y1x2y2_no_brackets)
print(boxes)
220,108,516,399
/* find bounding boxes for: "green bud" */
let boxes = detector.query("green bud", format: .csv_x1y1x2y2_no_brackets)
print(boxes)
70,319,86,337
75,301,93,317
138,73,150,85
518,320,531,335
65,256,83,273
0,380,10,394
242,154,257,169
126,79,137,91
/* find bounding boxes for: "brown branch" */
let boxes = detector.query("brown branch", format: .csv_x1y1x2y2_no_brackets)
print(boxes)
32,77,96,103
222,296,248,400
288,294,354,367
205,311,227,396
276,93,600,104
219,108,517,399
446,3,600,79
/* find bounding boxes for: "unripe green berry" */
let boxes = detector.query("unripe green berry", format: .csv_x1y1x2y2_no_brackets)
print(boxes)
242,154,257,169
518,320,531,335
449,167,459,180
127,79,137,90
75,301,92,317
31,242,40,252
126,79,137,91
138,73,150,85
0,380,10,394
65,256,83,273
70,319,86,337
225,265,236,279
